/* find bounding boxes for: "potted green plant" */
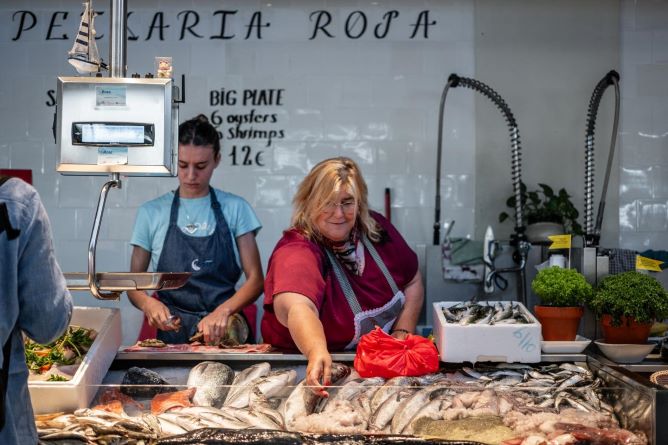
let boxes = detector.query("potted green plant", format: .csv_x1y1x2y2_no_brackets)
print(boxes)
499,182,583,243
531,266,593,341
590,271,668,344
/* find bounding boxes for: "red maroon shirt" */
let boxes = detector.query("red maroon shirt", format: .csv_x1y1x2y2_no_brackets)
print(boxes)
261,211,418,351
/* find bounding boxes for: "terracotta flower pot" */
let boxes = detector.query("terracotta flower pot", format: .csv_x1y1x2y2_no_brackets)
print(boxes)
600,314,652,344
534,305,584,341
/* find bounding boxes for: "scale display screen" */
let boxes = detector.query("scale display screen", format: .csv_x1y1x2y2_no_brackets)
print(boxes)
72,122,154,146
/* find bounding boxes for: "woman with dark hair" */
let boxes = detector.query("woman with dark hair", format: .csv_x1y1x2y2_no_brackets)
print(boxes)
261,157,423,393
128,114,263,344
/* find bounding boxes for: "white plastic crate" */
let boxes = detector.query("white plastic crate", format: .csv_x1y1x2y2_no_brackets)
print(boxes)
432,301,541,363
28,307,122,414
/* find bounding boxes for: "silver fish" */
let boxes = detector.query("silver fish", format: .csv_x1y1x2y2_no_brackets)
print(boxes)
283,362,351,430
158,411,219,430
228,406,283,430
369,387,417,431
491,302,513,323
403,397,453,435
187,361,234,408
173,406,249,429
369,376,420,414
225,369,297,408
226,368,296,409
249,386,285,428
224,362,271,407
391,384,452,434
554,374,584,391
554,393,594,412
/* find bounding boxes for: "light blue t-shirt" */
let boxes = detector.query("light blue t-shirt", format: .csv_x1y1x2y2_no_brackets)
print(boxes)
131,189,262,271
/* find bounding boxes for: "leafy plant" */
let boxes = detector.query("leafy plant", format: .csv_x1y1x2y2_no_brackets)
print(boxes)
499,182,583,235
532,266,593,307
590,271,668,326
24,325,96,374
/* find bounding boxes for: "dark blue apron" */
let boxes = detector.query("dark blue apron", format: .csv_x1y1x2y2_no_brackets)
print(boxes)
155,187,241,343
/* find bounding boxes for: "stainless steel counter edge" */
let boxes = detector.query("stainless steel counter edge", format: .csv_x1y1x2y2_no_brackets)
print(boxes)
114,351,588,362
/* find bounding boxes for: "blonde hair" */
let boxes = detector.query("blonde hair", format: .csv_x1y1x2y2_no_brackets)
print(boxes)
291,157,381,242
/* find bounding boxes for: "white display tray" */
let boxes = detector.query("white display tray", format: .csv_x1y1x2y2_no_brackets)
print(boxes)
28,307,122,414
541,335,591,354
432,301,542,363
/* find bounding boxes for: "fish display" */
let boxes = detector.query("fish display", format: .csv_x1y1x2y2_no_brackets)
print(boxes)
441,301,533,325
36,362,648,445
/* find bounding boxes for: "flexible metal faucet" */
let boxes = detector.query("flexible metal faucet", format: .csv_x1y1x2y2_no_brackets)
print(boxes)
434,73,528,304
584,70,620,248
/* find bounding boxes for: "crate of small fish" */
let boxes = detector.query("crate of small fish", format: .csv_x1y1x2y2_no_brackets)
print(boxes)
432,301,541,363
28,306,122,414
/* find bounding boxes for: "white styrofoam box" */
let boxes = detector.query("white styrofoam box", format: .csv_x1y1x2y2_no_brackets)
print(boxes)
432,301,541,364
29,307,122,414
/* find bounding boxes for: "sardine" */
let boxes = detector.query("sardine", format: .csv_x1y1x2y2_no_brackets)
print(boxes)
491,302,513,323
554,374,584,391
554,393,594,412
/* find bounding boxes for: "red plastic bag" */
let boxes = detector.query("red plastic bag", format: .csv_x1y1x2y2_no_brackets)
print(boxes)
353,327,439,378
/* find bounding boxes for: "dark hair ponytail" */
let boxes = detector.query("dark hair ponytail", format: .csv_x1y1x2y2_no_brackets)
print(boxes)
178,114,221,156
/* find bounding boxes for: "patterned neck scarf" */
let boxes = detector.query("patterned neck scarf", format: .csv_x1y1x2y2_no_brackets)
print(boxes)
326,228,365,276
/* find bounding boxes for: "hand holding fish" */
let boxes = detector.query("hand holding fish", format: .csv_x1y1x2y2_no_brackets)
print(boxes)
197,305,231,345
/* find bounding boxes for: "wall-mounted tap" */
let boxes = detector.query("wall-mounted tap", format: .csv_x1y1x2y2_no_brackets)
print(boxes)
584,70,620,248
434,73,529,304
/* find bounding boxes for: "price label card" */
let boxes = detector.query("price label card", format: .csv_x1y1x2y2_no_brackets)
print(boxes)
636,255,663,272
96,86,127,106
548,234,571,250
97,147,128,165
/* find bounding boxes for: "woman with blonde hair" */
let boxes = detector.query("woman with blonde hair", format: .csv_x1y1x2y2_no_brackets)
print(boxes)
261,157,423,394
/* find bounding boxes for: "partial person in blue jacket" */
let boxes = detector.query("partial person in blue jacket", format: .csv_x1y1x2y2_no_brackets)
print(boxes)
128,114,264,345
0,176,73,444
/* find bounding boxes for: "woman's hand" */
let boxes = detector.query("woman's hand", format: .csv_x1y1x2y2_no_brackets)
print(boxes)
142,298,181,332
391,329,410,340
306,346,332,397
274,292,331,397
197,306,232,345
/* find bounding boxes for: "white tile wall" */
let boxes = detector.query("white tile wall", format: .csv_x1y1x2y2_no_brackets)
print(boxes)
2,0,666,345
620,0,668,251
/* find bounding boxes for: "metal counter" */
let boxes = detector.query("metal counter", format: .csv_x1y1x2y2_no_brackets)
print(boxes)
113,350,587,365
